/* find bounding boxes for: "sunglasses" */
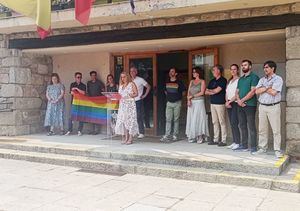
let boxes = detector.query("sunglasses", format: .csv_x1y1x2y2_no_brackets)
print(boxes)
76,76,82,79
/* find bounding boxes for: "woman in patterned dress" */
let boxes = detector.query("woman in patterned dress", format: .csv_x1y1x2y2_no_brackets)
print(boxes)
115,72,139,145
44,73,65,136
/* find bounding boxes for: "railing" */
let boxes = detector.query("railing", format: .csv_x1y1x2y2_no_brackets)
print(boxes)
0,0,126,18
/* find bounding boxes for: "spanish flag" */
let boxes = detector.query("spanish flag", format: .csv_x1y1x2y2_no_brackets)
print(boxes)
0,0,51,39
75,0,94,25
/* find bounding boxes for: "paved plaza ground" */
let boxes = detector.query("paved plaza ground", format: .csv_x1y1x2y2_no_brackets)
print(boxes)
0,158,300,211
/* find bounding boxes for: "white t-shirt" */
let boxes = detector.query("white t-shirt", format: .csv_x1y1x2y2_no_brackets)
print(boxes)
133,76,148,101
226,78,239,101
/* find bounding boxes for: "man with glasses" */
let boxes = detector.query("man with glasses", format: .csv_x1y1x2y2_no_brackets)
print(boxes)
65,72,86,136
255,61,284,158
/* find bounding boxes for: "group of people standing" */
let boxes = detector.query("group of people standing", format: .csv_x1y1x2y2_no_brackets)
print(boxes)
44,59,284,158
159,60,283,158
44,71,117,136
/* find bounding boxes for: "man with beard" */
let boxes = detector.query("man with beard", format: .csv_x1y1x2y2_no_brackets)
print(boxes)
255,61,284,158
235,60,259,153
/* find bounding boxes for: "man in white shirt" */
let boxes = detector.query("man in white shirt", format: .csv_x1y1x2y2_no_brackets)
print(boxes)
130,66,151,138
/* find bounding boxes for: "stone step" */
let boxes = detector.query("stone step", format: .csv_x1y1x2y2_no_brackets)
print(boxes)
0,148,299,193
0,141,289,176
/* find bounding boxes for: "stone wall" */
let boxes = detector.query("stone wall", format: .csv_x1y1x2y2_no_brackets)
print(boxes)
286,26,300,158
0,35,52,135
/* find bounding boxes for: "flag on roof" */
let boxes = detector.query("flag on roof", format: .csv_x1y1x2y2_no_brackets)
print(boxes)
0,0,51,39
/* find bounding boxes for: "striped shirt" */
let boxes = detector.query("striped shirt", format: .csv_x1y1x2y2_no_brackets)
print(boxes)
256,74,283,104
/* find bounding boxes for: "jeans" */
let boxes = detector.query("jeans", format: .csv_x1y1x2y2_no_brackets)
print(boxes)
135,100,145,134
227,102,240,145
165,101,182,136
68,119,84,132
238,106,257,149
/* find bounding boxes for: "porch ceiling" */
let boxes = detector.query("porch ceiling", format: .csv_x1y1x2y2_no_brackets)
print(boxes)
23,29,285,55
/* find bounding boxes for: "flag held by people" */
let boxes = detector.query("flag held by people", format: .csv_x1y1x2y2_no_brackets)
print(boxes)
0,0,51,39
71,93,119,125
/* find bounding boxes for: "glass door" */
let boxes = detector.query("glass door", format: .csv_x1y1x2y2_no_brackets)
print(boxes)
125,54,157,136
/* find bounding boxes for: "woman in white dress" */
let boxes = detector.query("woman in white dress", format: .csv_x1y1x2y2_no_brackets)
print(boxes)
115,72,139,145
186,67,209,143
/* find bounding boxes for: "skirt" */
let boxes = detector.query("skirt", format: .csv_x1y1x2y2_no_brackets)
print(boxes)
115,99,139,136
185,99,209,139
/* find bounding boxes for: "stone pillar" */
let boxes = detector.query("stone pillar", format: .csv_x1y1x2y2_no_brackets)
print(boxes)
286,26,300,157
0,34,52,135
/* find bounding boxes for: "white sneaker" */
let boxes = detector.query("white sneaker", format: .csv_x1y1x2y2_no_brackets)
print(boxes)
188,138,196,143
172,135,178,141
231,143,240,150
253,148,267,155
160,135,169,142
137,134,145,139
64,131,71,136
227,143,235,149
77,131,82,136
275,151,284,159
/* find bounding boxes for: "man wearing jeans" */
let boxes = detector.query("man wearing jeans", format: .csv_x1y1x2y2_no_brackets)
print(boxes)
235,60,259,153
160,68,186,142
130,66,151,139
255,61,283,158
65,72,86,136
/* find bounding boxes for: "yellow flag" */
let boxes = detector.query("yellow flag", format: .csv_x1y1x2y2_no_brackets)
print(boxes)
0,0,51,31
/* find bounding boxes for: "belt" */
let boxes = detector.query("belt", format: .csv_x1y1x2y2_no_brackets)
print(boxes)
260,102,280,106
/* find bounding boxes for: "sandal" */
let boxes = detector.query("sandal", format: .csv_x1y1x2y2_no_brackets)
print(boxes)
47,131,55,136
125,141,133,145
197,136,204,144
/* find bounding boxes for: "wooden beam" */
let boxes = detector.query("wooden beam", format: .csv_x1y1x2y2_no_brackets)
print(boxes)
9,14,300,50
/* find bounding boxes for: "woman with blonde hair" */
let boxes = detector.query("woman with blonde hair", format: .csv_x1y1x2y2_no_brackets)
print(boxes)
115,71,139,144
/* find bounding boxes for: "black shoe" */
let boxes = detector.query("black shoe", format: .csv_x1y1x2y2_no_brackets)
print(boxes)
208,141,218,145
218,142,227,147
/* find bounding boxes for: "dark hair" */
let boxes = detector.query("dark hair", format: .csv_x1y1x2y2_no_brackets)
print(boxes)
242,59,252,66
192,66,203,79
90,71,97,76
214,64,224,73
75,72,82,77
264,60,277,73
228,64,240,82
50,73,60,85
107,74,114,82
170,67,177,72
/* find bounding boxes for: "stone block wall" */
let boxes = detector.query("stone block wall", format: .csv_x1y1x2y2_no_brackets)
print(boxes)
286,26,300,158
0,35,52,135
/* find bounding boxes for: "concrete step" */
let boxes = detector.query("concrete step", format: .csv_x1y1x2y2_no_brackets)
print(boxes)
0,148,299,193
0,141,289,176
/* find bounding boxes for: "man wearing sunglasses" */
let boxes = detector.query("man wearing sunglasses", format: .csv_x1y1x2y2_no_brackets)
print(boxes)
65,72,86,136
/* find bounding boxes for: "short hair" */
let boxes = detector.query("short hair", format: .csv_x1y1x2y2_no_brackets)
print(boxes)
90,71,97,76
50,73,60,85
214,64,224,73
74,72,82,77
264,60,277,73
242,59,252,66
192,66,203,78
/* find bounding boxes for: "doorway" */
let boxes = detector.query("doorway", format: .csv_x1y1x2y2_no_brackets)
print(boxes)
156,52,189,136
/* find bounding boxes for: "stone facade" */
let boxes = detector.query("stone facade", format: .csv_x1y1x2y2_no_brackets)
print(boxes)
0,35,52,135
286,26,300,158
7,3,296,40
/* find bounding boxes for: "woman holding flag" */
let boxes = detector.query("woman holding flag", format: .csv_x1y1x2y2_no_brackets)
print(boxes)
115,72,139,145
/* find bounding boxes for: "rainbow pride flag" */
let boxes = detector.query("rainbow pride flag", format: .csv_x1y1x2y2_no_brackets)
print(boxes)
71,93,119,124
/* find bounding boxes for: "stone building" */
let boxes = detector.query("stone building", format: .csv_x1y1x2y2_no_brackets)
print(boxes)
0,0,300,157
